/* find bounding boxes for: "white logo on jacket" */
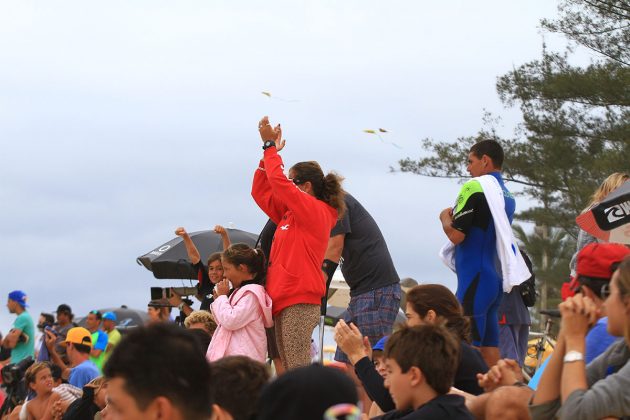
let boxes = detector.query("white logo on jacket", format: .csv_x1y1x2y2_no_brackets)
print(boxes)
280,224,290,230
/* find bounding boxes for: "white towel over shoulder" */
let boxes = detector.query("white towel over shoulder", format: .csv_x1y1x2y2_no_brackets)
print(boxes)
439,175,531,293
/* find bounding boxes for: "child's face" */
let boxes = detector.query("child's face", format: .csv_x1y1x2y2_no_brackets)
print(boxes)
373,355,387,378
30,368,54,394
220,260,248,287
208,259,224,284
383,358,414,411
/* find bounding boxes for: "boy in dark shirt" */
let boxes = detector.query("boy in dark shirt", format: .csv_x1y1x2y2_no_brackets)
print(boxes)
375,324,473,419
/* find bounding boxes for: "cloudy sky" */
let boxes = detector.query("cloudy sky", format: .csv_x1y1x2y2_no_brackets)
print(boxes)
0,1,567,333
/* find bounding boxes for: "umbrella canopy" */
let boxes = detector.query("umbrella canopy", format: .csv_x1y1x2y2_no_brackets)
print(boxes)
577,181,630,244
137,228,259,279
76,306,149,330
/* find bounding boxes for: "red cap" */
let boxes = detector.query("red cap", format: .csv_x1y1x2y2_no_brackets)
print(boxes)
577,243,630,280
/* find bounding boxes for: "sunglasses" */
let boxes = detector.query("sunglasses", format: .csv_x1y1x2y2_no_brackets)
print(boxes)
601,283,611,300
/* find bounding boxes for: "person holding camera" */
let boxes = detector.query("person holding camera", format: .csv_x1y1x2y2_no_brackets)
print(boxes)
4,290,35,364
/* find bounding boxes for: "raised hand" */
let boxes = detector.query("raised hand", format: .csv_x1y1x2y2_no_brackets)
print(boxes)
174,227,188,237
258,116,276,141
476,358,521,392
334,319,370,364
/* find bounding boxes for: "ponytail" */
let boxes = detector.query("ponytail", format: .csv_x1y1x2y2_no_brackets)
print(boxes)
290,161,346,219
322,172,346,219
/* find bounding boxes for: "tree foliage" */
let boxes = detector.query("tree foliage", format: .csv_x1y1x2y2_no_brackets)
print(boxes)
399,0,630,237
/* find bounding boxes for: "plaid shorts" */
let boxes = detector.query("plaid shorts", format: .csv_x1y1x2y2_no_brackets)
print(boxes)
334,282,401,363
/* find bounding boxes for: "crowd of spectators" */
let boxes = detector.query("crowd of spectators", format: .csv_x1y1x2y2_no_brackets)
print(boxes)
2,122,629,419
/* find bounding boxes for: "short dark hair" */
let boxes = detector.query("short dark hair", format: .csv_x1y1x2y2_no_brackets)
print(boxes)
103,323,214,420
470,140,504,168
88,310,102,321
40,312,55,326
384,324,460,395
209,356,270,420
207,252,222,267
70,343,92,355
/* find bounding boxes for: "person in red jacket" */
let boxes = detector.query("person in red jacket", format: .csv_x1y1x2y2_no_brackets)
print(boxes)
252,116,346,370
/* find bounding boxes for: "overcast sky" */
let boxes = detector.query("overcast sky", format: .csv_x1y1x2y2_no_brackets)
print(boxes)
1,1,567,334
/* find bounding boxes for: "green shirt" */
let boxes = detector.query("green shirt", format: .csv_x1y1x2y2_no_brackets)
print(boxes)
11,311,35,363
102,328,122,366
89,330,109,372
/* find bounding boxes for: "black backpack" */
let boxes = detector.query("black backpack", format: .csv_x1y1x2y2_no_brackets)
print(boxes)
518,250,537,307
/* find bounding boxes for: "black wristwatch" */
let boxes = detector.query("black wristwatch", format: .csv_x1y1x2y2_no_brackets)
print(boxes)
262,141,276,150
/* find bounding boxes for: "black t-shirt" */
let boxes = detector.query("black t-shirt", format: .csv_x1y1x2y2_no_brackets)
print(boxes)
331,193,399,296
258,219,277,261
194,261,215,311
375,394,473,420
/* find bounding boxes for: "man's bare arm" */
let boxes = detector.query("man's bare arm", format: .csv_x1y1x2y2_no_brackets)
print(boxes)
325,234,345,263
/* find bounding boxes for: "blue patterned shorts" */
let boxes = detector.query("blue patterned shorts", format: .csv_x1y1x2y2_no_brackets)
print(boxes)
334,282,401,363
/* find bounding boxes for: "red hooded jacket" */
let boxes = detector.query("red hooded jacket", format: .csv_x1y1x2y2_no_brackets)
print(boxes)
252,147,338,316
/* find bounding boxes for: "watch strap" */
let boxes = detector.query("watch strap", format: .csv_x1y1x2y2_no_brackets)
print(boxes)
563,350,585,363
262,141,276,150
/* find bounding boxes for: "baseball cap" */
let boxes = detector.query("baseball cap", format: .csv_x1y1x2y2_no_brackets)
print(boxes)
372,336,388,352
56,304,73,314
8,290,28,308
102,312,117,322
577,243,630,280
65,327,93,347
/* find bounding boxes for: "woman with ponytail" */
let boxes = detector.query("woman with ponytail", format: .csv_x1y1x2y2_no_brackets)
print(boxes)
252,116,345,370
206,243,273,363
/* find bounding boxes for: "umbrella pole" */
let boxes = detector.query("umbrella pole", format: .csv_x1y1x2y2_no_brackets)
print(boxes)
318,315,325,364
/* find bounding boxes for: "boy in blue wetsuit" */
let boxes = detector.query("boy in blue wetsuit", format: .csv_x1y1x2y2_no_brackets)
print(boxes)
440,140,513,367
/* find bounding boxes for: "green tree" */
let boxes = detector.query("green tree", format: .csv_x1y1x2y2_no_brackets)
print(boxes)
514,224,574,326
399,0,629,308
400,0,630,237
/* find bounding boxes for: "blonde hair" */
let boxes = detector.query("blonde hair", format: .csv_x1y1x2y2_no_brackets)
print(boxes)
184,310,217,335
86,376,107,390
583,172,629,213
25,362,51,385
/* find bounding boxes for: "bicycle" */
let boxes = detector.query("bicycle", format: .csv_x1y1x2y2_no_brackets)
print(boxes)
523,308,559,381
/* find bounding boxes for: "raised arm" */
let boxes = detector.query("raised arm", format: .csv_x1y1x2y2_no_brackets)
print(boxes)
45,331,71,380
175,227,201,264
214,225,231,250
252,117,288,224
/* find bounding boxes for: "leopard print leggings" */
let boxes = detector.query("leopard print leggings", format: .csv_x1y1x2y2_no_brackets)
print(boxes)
274,303,320,370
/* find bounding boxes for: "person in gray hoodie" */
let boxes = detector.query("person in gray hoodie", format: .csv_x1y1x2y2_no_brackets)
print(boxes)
465,254,630,420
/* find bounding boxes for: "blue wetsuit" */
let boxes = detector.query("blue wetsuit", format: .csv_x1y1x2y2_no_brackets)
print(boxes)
451,172,515,347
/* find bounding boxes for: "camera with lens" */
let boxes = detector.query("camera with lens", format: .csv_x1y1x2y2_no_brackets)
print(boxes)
0,356,34,415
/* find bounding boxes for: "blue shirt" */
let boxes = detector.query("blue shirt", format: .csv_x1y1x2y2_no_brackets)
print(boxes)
69,360,100,388
586,317,620,364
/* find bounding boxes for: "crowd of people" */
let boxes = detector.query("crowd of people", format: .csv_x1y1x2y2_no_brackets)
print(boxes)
1,116,629,420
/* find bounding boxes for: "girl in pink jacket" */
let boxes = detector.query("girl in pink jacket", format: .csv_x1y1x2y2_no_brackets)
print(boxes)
206,243,273,363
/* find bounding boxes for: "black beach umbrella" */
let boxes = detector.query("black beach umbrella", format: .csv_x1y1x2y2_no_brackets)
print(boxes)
137,228,258,279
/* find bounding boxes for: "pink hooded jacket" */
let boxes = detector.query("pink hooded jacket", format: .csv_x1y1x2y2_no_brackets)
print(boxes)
206,284,273,363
